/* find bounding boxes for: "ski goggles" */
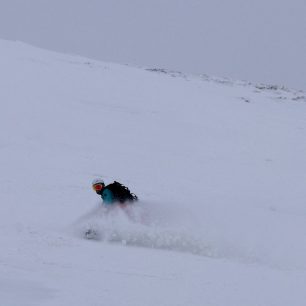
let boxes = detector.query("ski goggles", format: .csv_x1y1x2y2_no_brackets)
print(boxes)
92,183,104,191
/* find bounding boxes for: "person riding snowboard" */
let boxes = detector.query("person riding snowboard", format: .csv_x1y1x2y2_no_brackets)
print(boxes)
92,178,138,205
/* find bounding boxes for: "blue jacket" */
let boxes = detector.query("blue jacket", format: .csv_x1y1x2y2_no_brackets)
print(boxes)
101,188,115,205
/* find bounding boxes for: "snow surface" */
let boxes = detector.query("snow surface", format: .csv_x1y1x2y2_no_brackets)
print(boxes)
1,39,306,305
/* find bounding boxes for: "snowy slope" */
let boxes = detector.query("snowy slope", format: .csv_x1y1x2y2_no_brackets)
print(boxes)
1,39,306,306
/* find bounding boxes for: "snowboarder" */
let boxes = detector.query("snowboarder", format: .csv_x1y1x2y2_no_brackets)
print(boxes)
92,178,138,205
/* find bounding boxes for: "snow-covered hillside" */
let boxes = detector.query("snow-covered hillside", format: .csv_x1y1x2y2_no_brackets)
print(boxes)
1,39,306,306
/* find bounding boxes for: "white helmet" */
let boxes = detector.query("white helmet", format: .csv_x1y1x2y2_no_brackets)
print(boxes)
92,178,105,186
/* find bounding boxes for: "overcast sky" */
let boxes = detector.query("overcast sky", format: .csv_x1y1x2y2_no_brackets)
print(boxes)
0,0,305,90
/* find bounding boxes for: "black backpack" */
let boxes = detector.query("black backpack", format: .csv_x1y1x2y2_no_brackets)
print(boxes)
107,181,138,203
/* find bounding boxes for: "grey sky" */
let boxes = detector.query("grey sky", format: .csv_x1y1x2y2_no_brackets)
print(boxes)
0,0,305,90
